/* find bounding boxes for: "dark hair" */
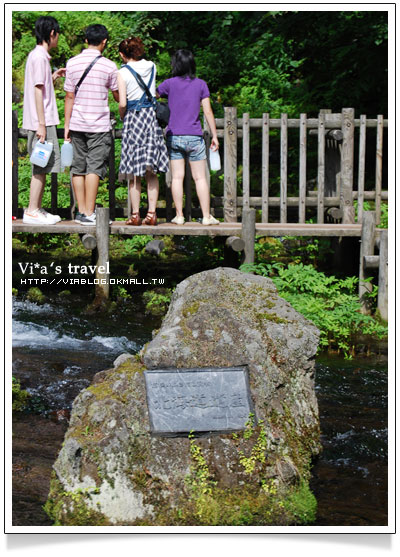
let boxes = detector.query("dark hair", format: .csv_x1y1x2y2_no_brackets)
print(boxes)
34,16,60,45
171,49,196,79
85,24,109,46
119,37,145,60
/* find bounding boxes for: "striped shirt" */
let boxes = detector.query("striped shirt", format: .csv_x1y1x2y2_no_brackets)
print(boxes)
64,48,118,133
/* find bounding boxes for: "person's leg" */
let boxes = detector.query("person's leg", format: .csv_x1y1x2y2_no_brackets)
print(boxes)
170,159,186,217
70,132,88,214
85,132,112,216
129,176,142,214
71,175,87,214
189,159,210,218
27,174,46,212
84,173,100,216
146,170,159,213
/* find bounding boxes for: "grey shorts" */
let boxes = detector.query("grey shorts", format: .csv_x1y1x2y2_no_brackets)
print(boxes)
70,131,112,179
27,125,61,175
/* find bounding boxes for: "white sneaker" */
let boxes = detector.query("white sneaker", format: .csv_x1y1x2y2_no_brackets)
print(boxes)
38,208,61,223
23,208,57,225
171,215,185,225
202,215,220,225
80,212,96,226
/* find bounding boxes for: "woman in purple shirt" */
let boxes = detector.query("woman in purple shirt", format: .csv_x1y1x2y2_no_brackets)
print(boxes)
157,50,219,225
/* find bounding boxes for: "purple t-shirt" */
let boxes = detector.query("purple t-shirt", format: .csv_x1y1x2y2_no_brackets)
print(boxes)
157,76,210,136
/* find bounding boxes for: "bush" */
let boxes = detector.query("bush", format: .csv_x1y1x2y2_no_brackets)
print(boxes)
12,377,30,412
240,261,388,357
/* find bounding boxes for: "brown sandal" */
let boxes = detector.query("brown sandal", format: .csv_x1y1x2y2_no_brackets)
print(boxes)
143,211,157,226
126,212,142,226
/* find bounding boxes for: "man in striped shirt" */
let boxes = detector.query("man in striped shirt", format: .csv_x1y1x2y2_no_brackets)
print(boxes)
64,24,119,225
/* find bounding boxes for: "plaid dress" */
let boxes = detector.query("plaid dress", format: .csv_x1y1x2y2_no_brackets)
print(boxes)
118,107,169,180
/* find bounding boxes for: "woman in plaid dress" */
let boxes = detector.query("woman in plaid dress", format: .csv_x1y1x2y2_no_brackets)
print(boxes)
117,37,169,225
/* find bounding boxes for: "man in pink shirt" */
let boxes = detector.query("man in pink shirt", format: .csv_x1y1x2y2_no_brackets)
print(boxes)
64,24,119,225
23,16,66,225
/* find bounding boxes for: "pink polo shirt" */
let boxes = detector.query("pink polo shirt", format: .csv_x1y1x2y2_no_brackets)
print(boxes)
64,48,118,133
22,45,59,131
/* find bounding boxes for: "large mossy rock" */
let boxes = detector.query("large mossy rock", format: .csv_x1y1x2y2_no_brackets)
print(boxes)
46,268,321,526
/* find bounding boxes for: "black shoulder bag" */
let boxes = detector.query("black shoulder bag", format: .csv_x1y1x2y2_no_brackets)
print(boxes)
124,64,170,127
74,55,102,95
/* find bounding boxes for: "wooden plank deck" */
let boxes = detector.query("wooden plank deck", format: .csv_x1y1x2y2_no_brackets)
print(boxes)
12,220,365,237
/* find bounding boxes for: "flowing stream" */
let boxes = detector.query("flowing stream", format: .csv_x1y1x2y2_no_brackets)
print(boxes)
11,296,388,526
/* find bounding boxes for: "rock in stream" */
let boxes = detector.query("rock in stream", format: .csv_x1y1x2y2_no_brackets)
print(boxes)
46,268,321,526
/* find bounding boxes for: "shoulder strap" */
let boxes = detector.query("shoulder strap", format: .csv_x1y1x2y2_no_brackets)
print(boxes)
122,64,155,103
75,55,102,95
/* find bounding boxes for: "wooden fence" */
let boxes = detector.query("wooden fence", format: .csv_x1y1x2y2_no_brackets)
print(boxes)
12,107,388,225
214,107,387,225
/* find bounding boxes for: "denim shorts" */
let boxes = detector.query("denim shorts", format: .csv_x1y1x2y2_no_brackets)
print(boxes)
166,135,206,161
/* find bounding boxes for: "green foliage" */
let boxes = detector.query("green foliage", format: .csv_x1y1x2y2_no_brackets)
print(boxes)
26,286,46,304
355,201,388,229
142,288,172,316
12,377,30,412
181,421,316,525
235,415,268,475
240,261,387,357
254,236,332,268
122,235,153,256
281,480,317,524
12,10,387,121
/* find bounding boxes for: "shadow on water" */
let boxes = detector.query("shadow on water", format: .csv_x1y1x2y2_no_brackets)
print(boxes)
11,297,388,527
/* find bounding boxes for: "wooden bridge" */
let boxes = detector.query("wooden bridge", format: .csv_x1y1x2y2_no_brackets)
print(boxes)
12,107,388,318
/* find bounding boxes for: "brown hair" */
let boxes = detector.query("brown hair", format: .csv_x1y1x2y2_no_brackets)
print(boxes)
118,37,145,60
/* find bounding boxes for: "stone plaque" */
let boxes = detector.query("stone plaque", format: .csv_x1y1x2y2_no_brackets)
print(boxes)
144,366,254,436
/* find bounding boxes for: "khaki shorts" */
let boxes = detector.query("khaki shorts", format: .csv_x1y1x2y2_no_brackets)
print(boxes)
27,125,61,175
70,131,112,180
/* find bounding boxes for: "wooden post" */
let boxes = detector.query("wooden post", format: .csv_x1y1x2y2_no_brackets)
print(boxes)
357,114,367,224
320,109,342,199
224,236,245,268
261,113,270,223
340,108,355,223
359,211,375,314
375,115,384,225
95,207,110,302
317,112,325,223
81,234,97,250
299,113,307,223
184,157,192,222
280,113,288,223
242,207,255,264
224,107,237,222
242,113,250,211
377,229,388,321
12,110,19,217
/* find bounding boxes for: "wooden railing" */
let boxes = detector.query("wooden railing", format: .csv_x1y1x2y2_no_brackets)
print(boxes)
214,107,388,226
12,107,388,225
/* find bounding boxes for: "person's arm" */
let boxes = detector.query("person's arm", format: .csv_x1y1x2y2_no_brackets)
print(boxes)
34,85,46,142
52,68,66,82
112,89,119,103
64,91,75,141
201,97,219,150
117,73,127,120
